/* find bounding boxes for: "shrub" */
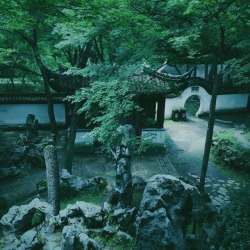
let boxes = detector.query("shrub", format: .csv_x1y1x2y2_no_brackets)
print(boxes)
212,130,250,172
137,139,166,155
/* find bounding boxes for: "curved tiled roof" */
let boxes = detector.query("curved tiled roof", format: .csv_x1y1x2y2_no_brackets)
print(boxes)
129,74,181,97
187,77,250,95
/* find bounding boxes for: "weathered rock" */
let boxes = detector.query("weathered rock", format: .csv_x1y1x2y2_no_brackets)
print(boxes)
61,224,100,250
78,232,101,249
62,224,85,250
0,166,20,180
59,204,82,226
26,148,45,168
113,207,137,235
103,202,112,214
116,230,133,241
42,232,62,250
60,169,107,192
19,229,43,249
11,146,29,165
58,201,107,229
132,175,146,190
136,208,174,249
110,125,135,208
135,174,203,250
76,201,107,228
0,198,52,235
61,169,86,191
103,225,118,238
114,157,133,208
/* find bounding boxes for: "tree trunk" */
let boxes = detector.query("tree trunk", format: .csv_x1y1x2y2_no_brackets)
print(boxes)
30,29,58,135
65,102,81,174
44,145,60,215
199,75,219,193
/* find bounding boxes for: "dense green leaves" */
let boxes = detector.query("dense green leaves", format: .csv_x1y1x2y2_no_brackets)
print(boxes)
72,79,140,149
0,0,249,137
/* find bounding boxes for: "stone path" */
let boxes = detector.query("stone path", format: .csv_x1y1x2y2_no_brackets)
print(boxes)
164,115,246,208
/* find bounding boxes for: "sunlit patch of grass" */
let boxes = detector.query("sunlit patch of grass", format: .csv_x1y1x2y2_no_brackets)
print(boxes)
60,188,109,209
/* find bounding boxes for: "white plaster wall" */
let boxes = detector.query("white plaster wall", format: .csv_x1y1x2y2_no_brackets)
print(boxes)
164,86,249,119
0,103,66,125
74,130,93,145
216,94,249,110
141,128,166,144
164,86,211,118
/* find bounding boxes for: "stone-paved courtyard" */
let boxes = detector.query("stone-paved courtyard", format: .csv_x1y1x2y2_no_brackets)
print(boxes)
165,114,249,208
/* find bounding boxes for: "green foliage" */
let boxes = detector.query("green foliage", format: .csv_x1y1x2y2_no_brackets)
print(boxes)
212,130,250,172
0,0,249,97
73,79,140,151
138,139,166,155
213,130,239,145
211,184,250,249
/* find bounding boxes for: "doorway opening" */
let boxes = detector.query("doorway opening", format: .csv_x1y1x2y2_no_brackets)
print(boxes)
184,95,200,117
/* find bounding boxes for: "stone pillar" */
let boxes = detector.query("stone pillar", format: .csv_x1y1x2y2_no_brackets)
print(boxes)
113,125,135,208
44,145,60,215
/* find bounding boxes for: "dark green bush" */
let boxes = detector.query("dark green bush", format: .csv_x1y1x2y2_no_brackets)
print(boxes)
212,131,250,172
138,139,166,155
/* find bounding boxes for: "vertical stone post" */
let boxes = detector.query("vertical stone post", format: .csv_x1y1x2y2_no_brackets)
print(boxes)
114,124,135,208
44,145,60,215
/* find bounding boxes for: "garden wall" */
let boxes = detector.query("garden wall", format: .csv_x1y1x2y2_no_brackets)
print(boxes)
0,103,66,125
164,86,249,118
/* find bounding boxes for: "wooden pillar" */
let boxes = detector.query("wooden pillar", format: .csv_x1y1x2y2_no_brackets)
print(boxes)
156,98,165,128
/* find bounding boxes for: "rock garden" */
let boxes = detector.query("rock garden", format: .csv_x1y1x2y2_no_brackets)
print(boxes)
0,116,250,249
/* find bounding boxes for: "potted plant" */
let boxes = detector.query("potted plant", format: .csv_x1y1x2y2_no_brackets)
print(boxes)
178,107,187,120
171,107,180,121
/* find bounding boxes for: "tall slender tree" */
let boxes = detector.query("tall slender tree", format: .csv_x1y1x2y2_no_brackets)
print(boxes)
199,74,220,193
0,0,70,134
